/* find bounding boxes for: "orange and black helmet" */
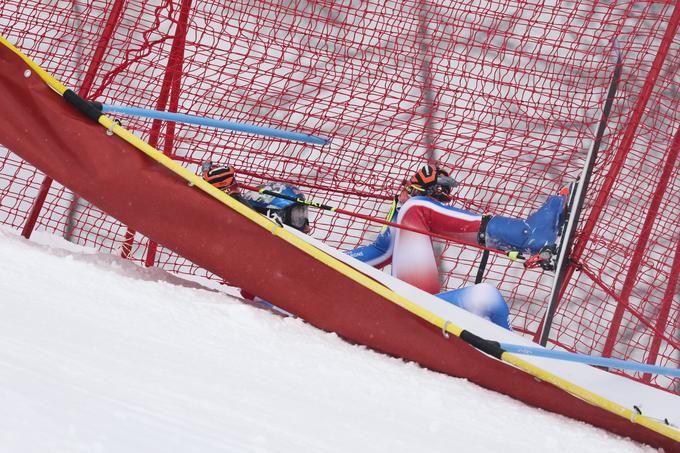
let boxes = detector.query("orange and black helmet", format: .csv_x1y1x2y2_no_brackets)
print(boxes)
409,164,440,187
202,162,239,194
407,164,458,202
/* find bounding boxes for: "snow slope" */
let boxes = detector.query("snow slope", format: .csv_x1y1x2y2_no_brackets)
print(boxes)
0,227,654,452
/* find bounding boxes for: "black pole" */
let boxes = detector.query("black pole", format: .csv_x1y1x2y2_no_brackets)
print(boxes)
474,250,490,284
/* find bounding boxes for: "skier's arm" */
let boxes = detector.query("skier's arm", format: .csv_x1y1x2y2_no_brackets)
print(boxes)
346,227,394,268
345,198,399,269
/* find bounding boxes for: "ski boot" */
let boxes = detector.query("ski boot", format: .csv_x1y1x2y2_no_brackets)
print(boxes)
483,190,568,257
523,183,577,271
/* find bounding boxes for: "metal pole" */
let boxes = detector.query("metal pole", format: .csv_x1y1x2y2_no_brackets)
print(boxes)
21,0,125,241
142,0,193,267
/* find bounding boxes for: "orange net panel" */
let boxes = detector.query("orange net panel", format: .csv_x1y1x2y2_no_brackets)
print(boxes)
1,1,678,393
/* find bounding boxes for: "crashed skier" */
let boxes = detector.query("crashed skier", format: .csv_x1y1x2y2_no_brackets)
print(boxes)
201,161,310,233
347,164,567,330
201,161,309,314
201,162,566,330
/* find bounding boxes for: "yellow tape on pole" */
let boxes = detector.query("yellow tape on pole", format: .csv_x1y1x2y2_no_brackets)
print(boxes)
0,36,68,95
501,352,680,442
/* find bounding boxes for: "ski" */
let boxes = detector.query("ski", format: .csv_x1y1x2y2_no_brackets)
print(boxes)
537,41,624,346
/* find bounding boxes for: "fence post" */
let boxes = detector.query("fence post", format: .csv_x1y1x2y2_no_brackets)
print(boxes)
136,0,193,267
599,9,680,358
21,0,126,240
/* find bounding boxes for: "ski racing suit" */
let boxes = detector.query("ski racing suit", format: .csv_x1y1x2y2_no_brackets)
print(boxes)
347,194,566,330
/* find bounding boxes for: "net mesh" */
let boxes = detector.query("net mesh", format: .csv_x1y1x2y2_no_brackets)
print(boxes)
1,0,678,393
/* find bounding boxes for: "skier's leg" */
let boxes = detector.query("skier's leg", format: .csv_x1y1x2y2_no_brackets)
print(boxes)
392,225,440,294
391,197,482,294
525,195,567,251
484,195,566,254
436,283,512,330
484,216,531,252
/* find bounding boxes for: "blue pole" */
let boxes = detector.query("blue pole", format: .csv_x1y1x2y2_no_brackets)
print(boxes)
500,343,680,377
101,104,331,145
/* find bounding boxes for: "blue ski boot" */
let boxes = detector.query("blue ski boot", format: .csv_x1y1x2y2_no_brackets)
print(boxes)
481,193,567,257
523,184,576,270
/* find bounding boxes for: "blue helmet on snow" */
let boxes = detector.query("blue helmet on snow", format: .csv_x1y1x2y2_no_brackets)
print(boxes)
244,182,310,232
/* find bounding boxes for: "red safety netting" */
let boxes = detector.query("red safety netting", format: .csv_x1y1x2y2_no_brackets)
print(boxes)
0,1,678,393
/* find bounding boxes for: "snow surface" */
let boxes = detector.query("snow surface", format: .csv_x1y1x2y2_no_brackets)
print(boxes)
0,227,656,452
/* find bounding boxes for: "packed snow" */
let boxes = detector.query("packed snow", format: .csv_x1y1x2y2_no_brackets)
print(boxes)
0,227,655,452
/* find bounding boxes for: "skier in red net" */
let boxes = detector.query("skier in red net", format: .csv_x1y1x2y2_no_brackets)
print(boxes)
201,162,310,315
201,161,309,232
201,161,565,330
347,164,568,330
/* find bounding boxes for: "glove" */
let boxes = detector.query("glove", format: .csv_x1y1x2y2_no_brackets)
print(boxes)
201,161,212,172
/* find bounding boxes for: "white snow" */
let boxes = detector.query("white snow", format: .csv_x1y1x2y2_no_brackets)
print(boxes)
0,226,655,452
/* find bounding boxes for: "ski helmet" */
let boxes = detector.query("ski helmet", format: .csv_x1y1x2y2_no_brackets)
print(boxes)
244,182,310,232
407,164,458,202
202,163,238,192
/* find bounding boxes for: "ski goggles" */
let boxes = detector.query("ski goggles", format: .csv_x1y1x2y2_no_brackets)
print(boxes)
435,174,459,193
408,174,459,195
286,204,309,231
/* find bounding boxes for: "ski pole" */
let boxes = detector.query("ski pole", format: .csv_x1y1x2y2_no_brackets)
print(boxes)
498,342,680,377
239,182,521,260
91,102,331,145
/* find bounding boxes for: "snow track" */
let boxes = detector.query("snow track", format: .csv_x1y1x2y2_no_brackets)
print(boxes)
0,228,653,452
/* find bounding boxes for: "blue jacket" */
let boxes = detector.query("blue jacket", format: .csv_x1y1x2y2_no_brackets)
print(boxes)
345,198,398,268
